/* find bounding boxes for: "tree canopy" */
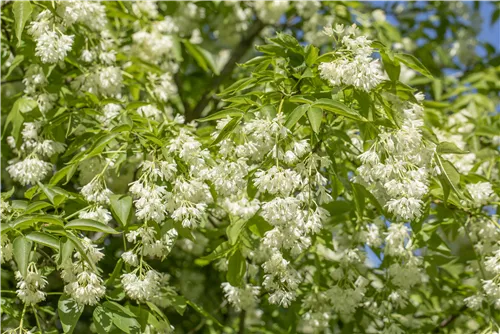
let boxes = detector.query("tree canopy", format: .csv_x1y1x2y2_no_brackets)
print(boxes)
1,1,500,333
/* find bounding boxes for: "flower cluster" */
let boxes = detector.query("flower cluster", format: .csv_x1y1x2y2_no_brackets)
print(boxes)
355,92,432,222
61,238,106,305
15,264,47,305
319,24,384,92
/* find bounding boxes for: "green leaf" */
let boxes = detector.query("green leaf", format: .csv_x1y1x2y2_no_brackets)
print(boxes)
65,219,119,234
57,237,74,266
196,241,236,266
58,294,84,334
94,306,114,334
146,302,171,328
247,215,273,237
436,155,461,202
110,195,133,226
381,50,401,82
436,142,468,155
394,53,433,79
4,55,24,79
1,187,15,200
26,231,60,250
197,108,244,122
64,234,98,272
172,296,187,316
13,1,32,47
50,164,78,186
313,99,366,121
104,301,136,318
186,299,223,327
109,308,141,334
37,182,67,207
25,201,52,214
305,44,319,66
307,107,323,134
13,236,32,277
105,259,123,285
3,97,26,144
226,218,246,245
210,116,242,146
227,250,246,287
285,104,309,129
183,40,219,74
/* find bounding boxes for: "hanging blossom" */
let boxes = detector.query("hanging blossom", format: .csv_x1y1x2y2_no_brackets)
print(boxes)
0,234,13,264
466,182,496,208
355,92,433,222
28,10,74,64
319,24,384,92
57,0,108,31
208,112,332,308
16,263,47,305
221,282,260,311
61,238,106,305
7,157,53,186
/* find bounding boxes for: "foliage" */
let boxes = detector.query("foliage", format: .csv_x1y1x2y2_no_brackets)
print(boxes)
1,1,500,333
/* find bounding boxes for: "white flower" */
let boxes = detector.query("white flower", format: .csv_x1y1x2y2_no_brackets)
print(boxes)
254,1,289,24
260,197,301,226
365,224,382,248
15,265,47,305
121,251,139,267
80,49,94,63
64,270,105,305
385,197,423,222
0,235,13,263
466,182,496,207
254,166,302,196
81,179,112,205
464,294,484,310
35,30,74,64
222,282,260,311
7,157,52,185
485,249,500,275
78,206,112,224
121,270,161,302
137,105,163,122
132,1,159,18
57,1,107,31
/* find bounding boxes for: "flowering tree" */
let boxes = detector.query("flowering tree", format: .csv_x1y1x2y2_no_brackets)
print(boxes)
1,1,500,333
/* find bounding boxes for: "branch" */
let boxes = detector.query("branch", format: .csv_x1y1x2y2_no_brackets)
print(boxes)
238,310,246,334
185,19,265,122
432,305,467,333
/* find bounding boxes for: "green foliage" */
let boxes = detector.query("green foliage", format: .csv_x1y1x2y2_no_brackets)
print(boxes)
1,1,500,334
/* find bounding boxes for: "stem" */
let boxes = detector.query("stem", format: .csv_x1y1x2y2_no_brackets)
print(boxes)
33,305,45,334
238,310,246,334
19,303,27,333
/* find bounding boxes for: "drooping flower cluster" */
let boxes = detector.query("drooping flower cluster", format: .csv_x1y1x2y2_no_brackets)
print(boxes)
319,24,384,92
61,238,106,305
208,111,332,307
15,263,47,305
221,282,260,311
28,10,74,64
355,92,433,222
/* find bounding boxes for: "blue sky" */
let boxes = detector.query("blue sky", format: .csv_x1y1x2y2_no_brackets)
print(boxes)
478,1,500,48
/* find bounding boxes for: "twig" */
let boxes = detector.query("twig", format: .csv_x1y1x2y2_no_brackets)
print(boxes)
185,19,265,122
432,305,467,332
238,310,246,334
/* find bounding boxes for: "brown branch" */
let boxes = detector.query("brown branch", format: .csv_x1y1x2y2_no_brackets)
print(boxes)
432,305,467,332
185,19,265,123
